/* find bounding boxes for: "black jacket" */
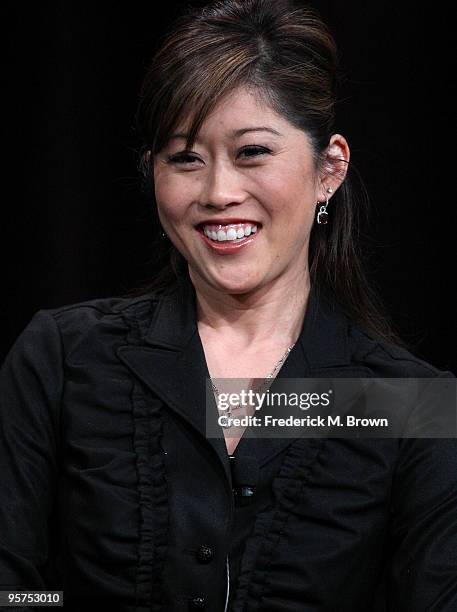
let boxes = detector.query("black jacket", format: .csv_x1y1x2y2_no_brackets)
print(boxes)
1,276,456,611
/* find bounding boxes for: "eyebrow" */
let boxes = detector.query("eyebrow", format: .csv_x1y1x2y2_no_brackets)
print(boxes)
168,126,283,142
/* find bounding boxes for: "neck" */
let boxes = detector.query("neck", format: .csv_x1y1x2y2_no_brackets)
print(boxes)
190,265,311,349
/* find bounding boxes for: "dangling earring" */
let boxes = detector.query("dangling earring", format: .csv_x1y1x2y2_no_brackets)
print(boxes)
316,186,333,225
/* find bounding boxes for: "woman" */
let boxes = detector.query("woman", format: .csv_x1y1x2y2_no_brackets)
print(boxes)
1,0,456,610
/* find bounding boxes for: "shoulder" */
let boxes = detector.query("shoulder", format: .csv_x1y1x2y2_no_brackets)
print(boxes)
346,322,455,378
43,292,155,325
5,293,159,367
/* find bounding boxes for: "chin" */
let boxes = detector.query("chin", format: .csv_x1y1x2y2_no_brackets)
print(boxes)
189,262,267,295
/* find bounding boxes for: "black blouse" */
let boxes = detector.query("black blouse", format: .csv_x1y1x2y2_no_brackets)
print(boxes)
226,441,292,610
1,276,456,611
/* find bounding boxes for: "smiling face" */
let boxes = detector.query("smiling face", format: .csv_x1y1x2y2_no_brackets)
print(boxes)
153,85,346,296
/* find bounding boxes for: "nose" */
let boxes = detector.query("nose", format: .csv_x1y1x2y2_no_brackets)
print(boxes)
199,160,245,210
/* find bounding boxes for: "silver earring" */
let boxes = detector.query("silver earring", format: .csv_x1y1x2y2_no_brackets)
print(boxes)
316,187,333,224
316,199,329,224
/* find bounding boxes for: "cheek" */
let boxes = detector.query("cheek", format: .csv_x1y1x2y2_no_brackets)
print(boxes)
154,184,188,225
258,162,315,209
266,184,315,228
266,192,316,249
154,170,199,225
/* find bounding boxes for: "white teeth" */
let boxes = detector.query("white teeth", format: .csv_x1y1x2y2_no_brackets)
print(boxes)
202,224,258,242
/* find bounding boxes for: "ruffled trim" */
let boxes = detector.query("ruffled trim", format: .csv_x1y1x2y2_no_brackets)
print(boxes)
232,438,326,611
122,302,169,611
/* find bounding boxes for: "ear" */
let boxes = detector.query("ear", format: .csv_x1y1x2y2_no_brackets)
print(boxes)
317,134,350,201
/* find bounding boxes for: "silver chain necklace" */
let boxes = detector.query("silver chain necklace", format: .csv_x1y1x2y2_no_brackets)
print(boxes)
210,343,295,429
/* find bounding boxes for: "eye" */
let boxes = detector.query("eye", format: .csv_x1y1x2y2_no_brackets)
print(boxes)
166,145,271,165
166,152,198,165
238,145,271,159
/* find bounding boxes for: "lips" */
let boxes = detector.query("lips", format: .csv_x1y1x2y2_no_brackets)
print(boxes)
196,223,261,254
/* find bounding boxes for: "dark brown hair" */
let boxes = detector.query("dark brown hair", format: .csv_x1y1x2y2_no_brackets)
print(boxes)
127,0,408,348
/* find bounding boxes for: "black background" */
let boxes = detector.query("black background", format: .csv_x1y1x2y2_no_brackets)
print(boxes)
2,1,455,372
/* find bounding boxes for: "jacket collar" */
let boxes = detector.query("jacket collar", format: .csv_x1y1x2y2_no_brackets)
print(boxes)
116,275,354,484
142,274,351,370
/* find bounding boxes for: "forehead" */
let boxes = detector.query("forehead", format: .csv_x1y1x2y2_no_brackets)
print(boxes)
169,87,288,144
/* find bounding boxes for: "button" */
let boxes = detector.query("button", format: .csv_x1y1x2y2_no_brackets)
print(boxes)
189,596,206,609
196,544,214,564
